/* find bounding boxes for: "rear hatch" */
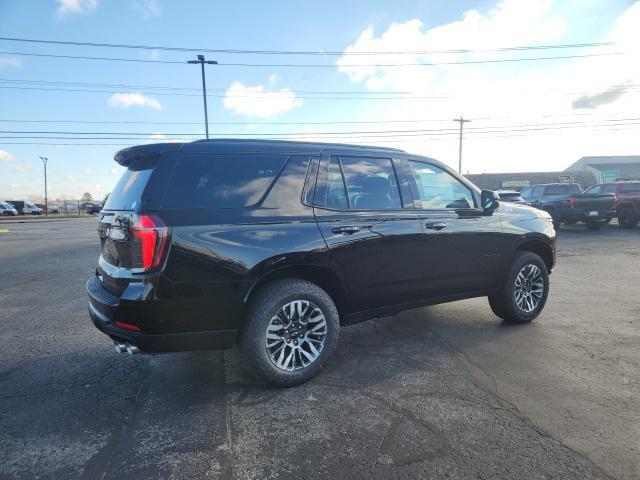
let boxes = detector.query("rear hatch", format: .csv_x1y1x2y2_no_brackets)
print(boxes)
97,145,179,296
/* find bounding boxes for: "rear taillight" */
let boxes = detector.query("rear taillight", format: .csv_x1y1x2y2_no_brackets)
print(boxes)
567,197,576,208
131,214,169,271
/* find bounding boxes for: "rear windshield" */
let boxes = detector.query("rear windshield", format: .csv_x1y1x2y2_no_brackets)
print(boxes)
162,154,287,209
104,169,153,211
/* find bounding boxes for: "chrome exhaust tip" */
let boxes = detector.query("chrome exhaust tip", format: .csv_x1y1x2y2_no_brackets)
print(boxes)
125,343,140,355
114,340,127,353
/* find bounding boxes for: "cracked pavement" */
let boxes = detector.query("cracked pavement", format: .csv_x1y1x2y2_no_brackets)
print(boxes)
0,218,638,479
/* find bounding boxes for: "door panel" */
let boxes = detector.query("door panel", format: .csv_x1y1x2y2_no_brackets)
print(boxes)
404,158,506,297
312,153,424,313
314,209,425,312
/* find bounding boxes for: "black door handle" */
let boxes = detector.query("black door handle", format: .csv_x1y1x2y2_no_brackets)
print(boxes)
425,222,447,231
332,225,360,235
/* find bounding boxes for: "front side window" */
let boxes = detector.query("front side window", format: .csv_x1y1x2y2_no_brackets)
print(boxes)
163,154,287,209
532,186,545,199
409,161,474,209
520,186,533,199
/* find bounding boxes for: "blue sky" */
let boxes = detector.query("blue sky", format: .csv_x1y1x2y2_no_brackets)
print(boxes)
0,0,638,201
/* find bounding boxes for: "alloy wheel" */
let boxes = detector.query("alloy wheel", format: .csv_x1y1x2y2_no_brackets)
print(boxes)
265,300,327,371
514,264,544,313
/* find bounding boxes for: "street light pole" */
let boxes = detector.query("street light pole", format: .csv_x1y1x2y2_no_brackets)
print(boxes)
188,55,218,139
453,117,471,174
39,156,48,216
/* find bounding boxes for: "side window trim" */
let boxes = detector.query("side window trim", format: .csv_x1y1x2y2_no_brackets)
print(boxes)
406,158,478,211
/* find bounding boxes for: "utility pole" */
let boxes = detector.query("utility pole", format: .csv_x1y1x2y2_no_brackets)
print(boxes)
39,156,48,216
453,117,471,174
188,55,218,139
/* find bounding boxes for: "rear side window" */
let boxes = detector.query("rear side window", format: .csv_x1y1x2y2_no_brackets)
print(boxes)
314,156,401,210
621,183,640,192
104,169,153,211
584,185,601,194
162,154,287,209
602,184,616,194
569,184,582,194
545,184,568,195
340,156,401,209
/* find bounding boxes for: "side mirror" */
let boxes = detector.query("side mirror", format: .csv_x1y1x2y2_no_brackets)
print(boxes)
480,189,500,213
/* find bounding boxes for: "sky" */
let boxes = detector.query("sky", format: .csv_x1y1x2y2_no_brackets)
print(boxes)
0,0,639,201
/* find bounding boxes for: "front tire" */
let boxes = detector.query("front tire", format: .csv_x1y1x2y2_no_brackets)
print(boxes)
240,279,339,386
488,252,549,324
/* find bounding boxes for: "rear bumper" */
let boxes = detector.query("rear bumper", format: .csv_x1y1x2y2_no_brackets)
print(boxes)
563,210,611,222
86,278,237,352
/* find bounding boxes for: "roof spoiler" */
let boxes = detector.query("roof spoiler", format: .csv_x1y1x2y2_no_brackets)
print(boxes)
114,143,183,168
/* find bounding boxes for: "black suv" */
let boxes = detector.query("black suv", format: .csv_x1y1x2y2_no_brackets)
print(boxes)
87,140,556,385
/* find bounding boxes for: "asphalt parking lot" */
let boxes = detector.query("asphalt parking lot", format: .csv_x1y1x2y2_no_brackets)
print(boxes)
0,218,638,480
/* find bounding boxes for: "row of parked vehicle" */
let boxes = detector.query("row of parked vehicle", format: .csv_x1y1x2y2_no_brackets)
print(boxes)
0,200,43,216
0,200,104,216
496,180,640,230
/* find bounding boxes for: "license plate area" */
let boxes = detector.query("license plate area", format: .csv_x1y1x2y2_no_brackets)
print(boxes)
589,211,598,217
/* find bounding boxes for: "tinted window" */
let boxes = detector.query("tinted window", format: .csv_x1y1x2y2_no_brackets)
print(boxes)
621,183,640,192
314,156,348,209
520,187,533,199
602,184,616,194
545,184,568,195
531,186,544,199
163,154,287,209
570,183,582,194
340,156,401,209
584,185,601,194
498,192,522,201
409,161,474,209
104,169,153,211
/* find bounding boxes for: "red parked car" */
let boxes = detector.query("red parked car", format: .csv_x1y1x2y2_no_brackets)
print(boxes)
584,181,640,228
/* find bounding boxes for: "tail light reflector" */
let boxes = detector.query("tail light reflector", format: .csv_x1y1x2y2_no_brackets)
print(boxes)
567,197,576,208
131,214,169,271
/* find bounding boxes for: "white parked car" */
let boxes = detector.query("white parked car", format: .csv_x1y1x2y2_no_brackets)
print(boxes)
0,202,19,216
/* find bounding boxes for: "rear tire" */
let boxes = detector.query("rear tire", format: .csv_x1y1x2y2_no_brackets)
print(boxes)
488,252,549,324
618,207,639,229
240,279,339,386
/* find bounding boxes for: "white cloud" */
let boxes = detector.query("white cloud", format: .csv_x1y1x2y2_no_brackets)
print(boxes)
0,56,23,68
134,0,162,18
224,81,302,118
85,168,93,176
331,0,640,173
107,92,162,111
14,164,31,173
268,74,279,85
0,149,14,162
56,0,98,17
66,175,75,181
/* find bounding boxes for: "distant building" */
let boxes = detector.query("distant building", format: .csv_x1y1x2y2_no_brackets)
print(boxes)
564,156,640,183
465,155,640,191
465,170,597,191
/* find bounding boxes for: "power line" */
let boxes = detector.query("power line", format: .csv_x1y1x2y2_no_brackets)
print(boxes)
0,50,623,67
3,117,639,137
0,36,616,56
0,84,453,100
3,120,640,141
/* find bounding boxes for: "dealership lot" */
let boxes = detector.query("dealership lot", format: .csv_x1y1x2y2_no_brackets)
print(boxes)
0,218,638,479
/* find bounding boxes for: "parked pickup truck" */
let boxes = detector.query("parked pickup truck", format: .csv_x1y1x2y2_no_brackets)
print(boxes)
584,181,640,229
564,192,615,229
520,183,582,229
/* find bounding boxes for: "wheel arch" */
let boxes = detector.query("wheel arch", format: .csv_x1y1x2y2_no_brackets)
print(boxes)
516,239,555,272
244,264,348,319
616,201,638,215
